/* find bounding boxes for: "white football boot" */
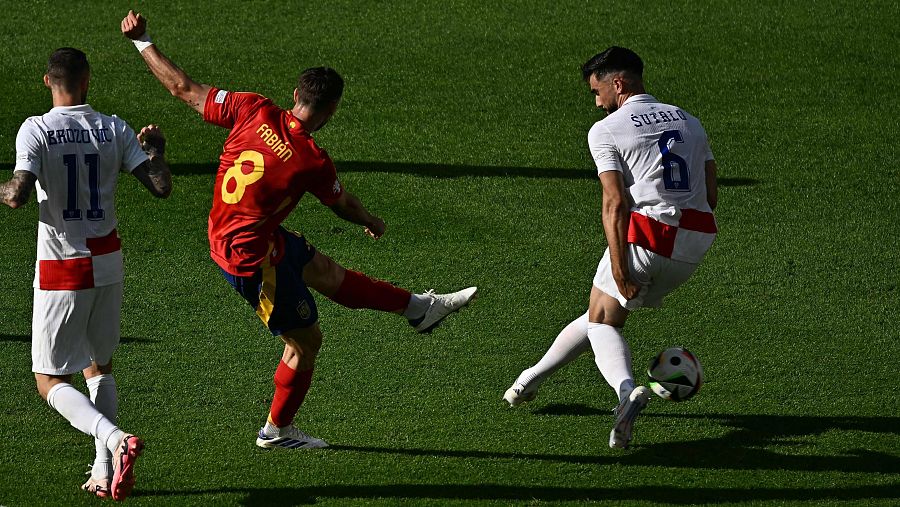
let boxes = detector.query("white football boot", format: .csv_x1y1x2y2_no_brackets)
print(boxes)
256,425,329,449
410,287,478,333
609,386,651,449
503,382,538,407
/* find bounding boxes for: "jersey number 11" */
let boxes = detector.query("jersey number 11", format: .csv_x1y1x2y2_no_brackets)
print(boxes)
62,153,105,221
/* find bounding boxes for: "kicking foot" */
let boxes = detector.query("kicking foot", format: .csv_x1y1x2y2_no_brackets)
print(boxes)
609,386,651,449
256,425,329,449
410,287,478,333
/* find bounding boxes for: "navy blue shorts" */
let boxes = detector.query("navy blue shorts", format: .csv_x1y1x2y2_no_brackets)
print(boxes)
221,228,318,335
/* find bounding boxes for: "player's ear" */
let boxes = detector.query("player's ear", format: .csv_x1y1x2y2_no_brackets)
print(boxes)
43,74,52,89
612,76,624,93
293,88,300,106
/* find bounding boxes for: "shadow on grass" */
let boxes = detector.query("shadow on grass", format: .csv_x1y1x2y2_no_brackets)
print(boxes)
327,410,900,474
158,161,758,186
136,483,900,505
0,334,156,344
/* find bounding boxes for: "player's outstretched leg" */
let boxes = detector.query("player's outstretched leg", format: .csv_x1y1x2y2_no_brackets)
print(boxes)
609,386,650,449
304,251,477,333
110,433,144,501
504,312,591,407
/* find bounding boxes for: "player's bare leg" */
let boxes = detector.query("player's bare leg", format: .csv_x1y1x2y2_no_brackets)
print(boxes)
256,324,328,449
303,249,477,333
587,286,649,448
82,361,116,498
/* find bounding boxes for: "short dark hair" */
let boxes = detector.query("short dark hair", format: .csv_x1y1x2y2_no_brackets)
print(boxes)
297,67,344,110
581,46,643,82
47,47,90,90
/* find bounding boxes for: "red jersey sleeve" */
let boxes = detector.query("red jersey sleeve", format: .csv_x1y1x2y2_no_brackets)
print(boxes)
309,150,344,206
203,88,268,129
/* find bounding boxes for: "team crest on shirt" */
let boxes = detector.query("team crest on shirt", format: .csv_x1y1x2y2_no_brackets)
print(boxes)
297,300,311,320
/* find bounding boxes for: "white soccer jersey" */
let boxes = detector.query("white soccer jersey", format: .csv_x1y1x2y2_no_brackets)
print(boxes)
588,94,716,263
14,104,148,289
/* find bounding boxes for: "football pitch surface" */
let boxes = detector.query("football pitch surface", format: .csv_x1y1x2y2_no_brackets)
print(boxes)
0,1,898,505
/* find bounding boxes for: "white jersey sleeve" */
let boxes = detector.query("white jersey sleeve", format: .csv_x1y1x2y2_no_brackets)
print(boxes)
113,116,148,173
698,123,714,162
14,118,46,176
588,123,624,175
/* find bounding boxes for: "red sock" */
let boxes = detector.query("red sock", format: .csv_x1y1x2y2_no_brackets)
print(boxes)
329,270,411,312
269,360,313,427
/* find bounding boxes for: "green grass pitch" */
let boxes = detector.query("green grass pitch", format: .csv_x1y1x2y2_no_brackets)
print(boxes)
1,1,898,505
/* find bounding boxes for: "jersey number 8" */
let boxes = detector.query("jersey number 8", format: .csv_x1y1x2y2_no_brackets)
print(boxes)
222,150,265,204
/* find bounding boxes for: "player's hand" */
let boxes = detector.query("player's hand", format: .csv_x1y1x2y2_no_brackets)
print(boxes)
121,9,147,40
365,217,386,240
616,278,642,301
138,124,165,157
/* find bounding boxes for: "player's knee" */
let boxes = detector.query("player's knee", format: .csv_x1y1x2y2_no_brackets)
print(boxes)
35,381,49,401
297,353,317,371
34,374,58,401
314,253,345,292
283,329,322,368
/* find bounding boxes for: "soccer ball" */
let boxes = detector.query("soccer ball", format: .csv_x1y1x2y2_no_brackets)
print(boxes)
647,347,703,401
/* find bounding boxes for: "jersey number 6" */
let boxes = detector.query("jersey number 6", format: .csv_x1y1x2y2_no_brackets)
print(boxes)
222,150,265,204
658,130,690,192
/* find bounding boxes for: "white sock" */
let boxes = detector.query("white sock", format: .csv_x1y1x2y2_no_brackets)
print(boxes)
46,383,124,455
87,375,117,478
403,293,431,320
515,312,591,389
263,421,281,437
587,323,636,402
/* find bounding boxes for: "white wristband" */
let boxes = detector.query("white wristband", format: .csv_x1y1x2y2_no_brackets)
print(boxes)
132,34,154,53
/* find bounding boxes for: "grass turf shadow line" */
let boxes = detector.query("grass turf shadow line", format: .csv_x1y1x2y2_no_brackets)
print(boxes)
107,161,758,186
134,483,900,505
328,409,900,474
338,162,759,186
0,334,156,344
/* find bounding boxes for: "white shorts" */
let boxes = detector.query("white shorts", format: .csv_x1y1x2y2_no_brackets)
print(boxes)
593,244,698,311
31,283,123,375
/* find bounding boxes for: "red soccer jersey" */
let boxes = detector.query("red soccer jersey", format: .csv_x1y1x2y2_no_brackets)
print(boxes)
203,88,343,275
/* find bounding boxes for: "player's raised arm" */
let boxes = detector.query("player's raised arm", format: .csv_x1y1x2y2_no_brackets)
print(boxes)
121,10,211,114
131,125,173,198
0,171,36,209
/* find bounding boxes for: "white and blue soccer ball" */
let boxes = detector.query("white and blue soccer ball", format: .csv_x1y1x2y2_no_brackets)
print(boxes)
647,347,703,401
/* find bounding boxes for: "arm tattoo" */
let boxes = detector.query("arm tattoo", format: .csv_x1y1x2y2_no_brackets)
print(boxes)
1,172,36,208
